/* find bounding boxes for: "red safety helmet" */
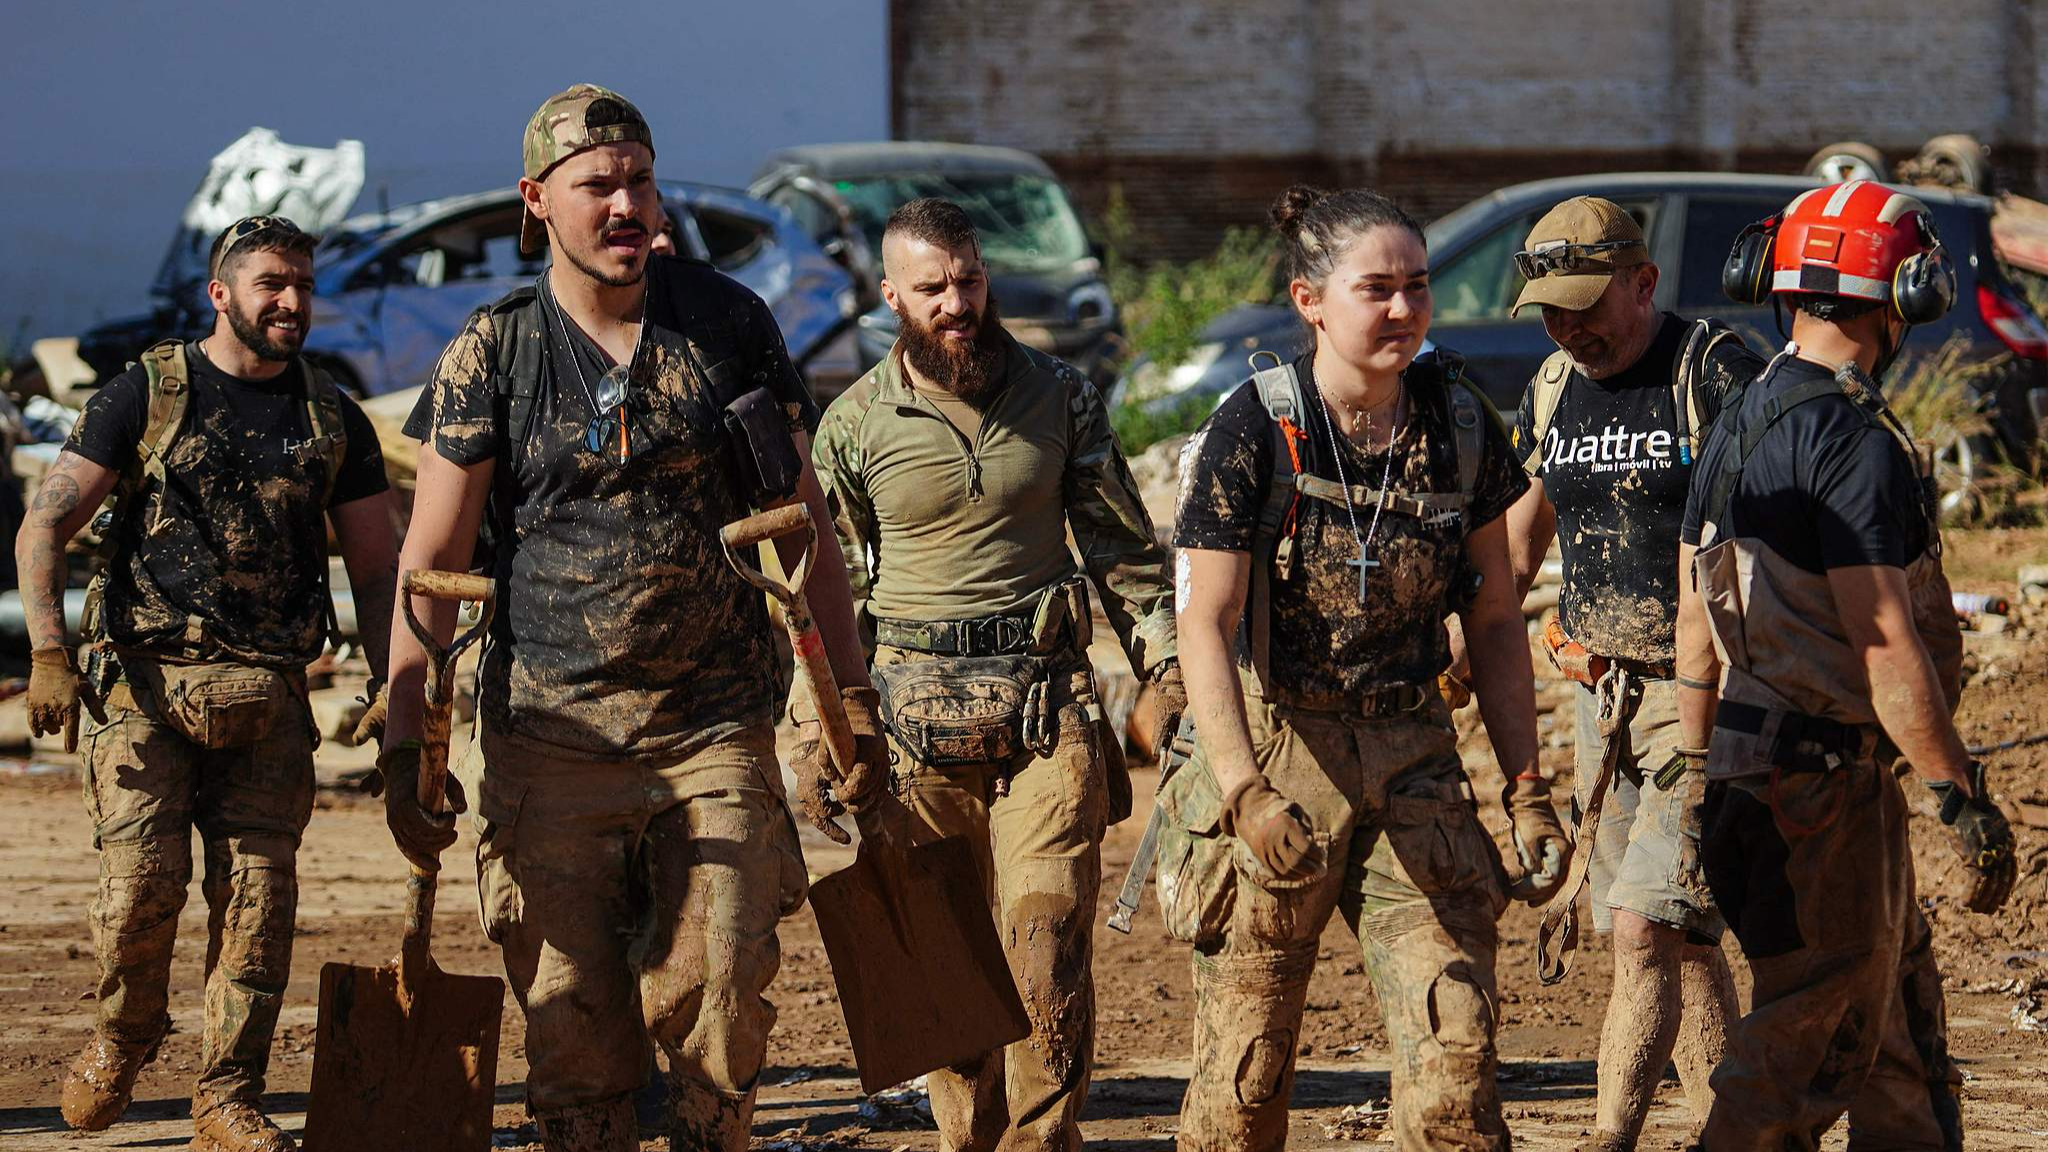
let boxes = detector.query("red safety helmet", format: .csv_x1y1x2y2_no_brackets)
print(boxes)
1722,180,1955,324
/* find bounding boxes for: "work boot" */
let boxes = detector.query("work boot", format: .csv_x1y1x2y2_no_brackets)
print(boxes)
59,1027,164,1131
535,1093,638,1152
1590,1130,1635,1152
190,1092,295,1152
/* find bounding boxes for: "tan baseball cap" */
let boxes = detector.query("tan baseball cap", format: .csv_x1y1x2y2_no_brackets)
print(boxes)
1509,197,1651,315
518,84,656,256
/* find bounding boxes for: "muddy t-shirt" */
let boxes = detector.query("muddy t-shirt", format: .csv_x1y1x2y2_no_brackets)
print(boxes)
405,256,819,758
1174,353,1526,695
68,345,388,666
1513,314,1761,663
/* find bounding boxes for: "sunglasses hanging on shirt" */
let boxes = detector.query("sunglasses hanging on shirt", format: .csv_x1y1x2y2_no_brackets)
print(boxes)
542,270,648,465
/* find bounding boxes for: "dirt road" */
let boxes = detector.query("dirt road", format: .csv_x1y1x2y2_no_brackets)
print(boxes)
4,566,2047,1149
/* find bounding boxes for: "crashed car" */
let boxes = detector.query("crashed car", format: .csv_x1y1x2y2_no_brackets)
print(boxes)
34,130,858,402
751,141,1122,385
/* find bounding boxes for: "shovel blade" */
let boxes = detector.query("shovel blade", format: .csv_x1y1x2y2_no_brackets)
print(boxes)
304,960,505,1152
811,833,1031,1094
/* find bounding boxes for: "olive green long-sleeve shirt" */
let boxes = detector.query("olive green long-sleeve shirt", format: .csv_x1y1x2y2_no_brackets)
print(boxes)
811,334,1176,677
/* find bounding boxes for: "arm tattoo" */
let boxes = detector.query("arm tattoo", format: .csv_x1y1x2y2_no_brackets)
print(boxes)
28,473,82,528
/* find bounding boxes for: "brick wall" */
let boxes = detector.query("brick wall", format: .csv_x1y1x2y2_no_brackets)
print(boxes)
893,0,2048,259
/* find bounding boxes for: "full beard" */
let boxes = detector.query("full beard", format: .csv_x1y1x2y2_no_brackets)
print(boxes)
897,295,1007,406
226,302,305,362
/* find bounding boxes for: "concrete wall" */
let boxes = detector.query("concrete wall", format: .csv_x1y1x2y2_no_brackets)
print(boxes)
893,0,2048,258
1,0,888,343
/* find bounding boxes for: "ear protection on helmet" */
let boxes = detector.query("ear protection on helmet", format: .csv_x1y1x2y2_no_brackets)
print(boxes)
1891,214,1955,325
1722,214,1779,306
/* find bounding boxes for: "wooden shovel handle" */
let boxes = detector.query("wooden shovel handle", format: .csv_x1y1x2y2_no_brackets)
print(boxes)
720,502,811,550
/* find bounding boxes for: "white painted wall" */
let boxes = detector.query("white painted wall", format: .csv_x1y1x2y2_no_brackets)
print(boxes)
0,0,889,344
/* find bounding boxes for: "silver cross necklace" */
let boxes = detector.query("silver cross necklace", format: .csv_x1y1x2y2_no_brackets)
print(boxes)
1316,380,1402,604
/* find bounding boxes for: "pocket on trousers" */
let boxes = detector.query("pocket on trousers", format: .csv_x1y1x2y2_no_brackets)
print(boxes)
1380,774,1504,909
473,774,527,945
1154,759,1236,947
134,661,289,750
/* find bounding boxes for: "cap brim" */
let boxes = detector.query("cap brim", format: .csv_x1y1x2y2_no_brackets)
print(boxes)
519,206,546,257
1511,272,1612,316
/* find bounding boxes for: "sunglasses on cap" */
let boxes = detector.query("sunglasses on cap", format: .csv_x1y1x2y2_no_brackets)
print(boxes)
212,215,308,278
1512,238,1643,281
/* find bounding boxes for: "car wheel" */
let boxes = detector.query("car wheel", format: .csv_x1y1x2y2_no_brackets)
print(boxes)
1804,141,1888,184
1931,425,1993,524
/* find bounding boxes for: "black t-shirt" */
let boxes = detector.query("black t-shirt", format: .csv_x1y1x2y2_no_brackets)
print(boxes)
1681,354,1932,571
1174,352,1527,695
1512,313,1761,662
67,344,389,665
405,255,821,758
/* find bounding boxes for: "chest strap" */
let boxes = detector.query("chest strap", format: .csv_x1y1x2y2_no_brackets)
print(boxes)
1294,474,1467,526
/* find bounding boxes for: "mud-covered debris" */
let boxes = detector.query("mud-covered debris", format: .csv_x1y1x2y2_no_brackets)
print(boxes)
1321,1098,1391,1141
774,1067,818,1087
761,1127,869,1150
857,1077,932,1129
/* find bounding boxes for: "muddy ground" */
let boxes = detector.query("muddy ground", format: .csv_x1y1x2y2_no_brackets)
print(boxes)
3,540,2047,1149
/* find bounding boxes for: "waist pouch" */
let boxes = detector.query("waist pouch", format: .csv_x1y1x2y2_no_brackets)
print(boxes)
130,659,293,749
873,652,1051,767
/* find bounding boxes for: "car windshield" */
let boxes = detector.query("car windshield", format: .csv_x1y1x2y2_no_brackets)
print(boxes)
832,172,1090,273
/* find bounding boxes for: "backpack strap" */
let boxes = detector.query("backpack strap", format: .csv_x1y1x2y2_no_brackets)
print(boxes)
299,360,350,493
1439,351,1485,510
1702,356,1849,534
478,284,547,586
1673,318,1744,466
1521,350,1573,474
1245,352,1311,694
83,340,196,644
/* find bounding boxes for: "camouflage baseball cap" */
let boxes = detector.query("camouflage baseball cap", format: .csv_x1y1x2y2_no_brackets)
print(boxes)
518,84,656,255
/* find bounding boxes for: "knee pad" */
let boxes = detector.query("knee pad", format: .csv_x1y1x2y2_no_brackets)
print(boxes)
1426,969,1496,1055
208,834,299,987
1234,1028,1295,1106
95,835,192,939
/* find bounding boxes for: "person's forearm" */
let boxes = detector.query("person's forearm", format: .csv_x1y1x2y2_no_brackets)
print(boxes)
1674,544,1719,749
1179,615,1256,795
1866,643,1971,788
350,564,396,683
1465,608,1541,779
1505,485,1555,605
383,536,476,748
16,461,93,651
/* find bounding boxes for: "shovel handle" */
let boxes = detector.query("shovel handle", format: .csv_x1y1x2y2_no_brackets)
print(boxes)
399,569,497,813
785,593,859,782
719,503,815,605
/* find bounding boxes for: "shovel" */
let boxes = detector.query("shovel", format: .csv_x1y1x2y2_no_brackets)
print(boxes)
304,570,505,1152
721,505,1029,1094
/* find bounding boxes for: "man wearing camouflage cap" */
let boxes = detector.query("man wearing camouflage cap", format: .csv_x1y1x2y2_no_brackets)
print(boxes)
384,84,886,1152
1497,197,1759,1149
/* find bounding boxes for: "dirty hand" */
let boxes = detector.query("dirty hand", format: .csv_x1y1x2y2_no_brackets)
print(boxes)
1150,661,1187,759
790,687,892,844
350,677,386,749
1504,772,1569,903
1931,761,2018,913
379,740,464,872
27,647,90,738
1219,774,1320,880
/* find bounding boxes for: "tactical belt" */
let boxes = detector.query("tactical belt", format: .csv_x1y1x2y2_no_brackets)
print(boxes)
1269,681,1433,718
1715,700,1877,772
875,612,1042,657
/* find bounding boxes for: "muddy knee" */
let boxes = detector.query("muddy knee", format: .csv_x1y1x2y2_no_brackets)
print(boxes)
1425,968,1496,1057
1233,1029,1294,1105
207,834,299,988
94,835,193,944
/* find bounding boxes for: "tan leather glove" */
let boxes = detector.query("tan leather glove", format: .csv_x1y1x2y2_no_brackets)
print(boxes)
1150,661,1187,759
351,678,386,749
1504,772,1569,904
27,647,94,738
1219,774,1320,880
380,741,464,872
791,686,891,844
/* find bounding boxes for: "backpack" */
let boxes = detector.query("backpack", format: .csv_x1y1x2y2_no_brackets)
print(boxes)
82,339,350,650
1520,317,1742,474
1240,349,1487,693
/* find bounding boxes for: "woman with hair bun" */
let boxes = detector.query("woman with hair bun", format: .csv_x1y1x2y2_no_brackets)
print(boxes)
1158,185,1563,1150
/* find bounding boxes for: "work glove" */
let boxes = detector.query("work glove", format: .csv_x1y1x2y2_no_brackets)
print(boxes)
28,647,100,738
1150,661,1187,760
1930,761,2018,913
1504,772,1569,904
1219,774,1320,881
380,740,464,872
350,677,386,749
791,686,891,845
1437,669,1473,711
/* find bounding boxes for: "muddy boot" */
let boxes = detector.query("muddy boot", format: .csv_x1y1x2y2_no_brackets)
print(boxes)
190,1092,294,1152
59,1027,165,1131
534,1094,639,1152
1589,1130,1634,1152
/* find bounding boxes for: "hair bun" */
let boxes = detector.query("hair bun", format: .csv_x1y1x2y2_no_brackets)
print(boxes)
1270,184,1328,235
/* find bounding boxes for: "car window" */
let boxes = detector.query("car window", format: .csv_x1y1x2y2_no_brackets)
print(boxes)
1678,197,1784,310
691,206,773,272
831,172,1090,274
350,205,538,292
1432,213,1538,323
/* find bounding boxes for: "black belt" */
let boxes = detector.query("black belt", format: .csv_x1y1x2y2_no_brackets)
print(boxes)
1271,681,1434,718
875,612,1040,657
1715,700,1877,772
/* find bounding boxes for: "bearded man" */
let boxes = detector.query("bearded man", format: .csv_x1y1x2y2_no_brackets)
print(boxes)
809,197,1181,1152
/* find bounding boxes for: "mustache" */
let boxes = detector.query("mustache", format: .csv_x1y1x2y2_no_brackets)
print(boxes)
602,220,648,239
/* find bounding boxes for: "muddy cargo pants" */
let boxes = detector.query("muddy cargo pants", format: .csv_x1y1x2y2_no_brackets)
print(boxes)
471,720,808,1151
79,682,316,1102
874,645,1108,1152
1698,754,1961,1151
1176,697,1510,1152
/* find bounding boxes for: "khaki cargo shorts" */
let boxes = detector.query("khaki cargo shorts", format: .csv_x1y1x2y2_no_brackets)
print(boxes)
1571,676,1724,939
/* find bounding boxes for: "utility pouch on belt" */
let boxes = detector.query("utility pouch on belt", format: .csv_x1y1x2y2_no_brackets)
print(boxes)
873,653,1050,767
722,386,803,508
129,659,291,749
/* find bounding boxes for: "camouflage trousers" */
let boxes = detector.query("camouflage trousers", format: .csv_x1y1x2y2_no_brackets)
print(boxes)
78,681,316,1102
1168,695,1510,1152
468,719,807,1151
873,645,1109,1152
1698,756,1961,1152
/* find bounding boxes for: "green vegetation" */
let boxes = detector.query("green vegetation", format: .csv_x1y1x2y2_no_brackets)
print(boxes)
1887,333,2037,525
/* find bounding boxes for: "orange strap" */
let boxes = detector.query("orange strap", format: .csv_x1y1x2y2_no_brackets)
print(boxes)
1276,417,1307,539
